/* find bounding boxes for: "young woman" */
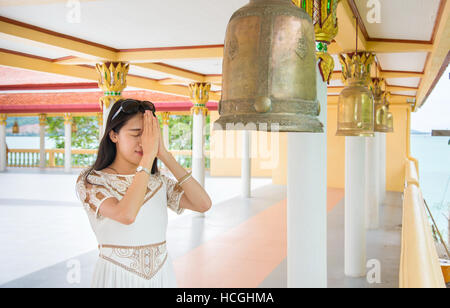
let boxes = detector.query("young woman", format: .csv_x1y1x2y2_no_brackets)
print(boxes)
75,99,212,288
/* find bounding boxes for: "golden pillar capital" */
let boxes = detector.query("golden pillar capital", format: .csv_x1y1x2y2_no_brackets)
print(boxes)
96,112,103,126
293,0,340,83
161,112,171,126
63,113,73,125
96,62,130,110
369,78,386,100
339,52,375,84
38,114,47,126
189,82,210,116
0,114,7,126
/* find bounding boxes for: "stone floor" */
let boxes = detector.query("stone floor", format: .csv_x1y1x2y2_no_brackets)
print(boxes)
0,167,403,288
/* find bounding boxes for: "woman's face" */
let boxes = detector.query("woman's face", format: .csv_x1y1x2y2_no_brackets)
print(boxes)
109,113,146,165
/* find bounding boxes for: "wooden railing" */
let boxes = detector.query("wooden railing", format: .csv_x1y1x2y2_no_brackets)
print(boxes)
6,149,210,169
399,158,446,288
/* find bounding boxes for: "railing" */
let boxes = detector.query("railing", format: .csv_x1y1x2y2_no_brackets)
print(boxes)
7,149,98,168
6,149,210,169
399,158,447,288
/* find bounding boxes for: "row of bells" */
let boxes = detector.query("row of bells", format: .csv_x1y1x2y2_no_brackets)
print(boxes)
213,0,393,135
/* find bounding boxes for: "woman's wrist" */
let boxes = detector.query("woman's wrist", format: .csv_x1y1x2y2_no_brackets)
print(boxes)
140,154,156,169
158,150,173,164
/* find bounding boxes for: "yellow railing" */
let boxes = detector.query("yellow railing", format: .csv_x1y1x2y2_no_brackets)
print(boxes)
6,149,210,169
399,158,446,288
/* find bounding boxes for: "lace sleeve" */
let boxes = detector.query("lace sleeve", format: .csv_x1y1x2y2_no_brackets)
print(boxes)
160,173,185,215
75,170,115,219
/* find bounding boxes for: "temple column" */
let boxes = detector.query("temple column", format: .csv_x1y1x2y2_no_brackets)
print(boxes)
96,62,130,137
63,113,73,173
0,114,7,172
161,112,171,172
242,131,251,198
365,134,380,229
189,83,210,189
97,112,103,141
287,63,328,287
162,112,170,150
345,136,367,277
39,114,47,169
379,133,386,204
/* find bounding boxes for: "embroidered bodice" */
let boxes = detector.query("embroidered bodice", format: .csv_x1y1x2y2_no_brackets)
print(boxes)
75,167,185,246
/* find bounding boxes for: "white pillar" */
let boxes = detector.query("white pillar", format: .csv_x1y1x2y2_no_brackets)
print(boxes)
97,113,103,141
379,133,386,204
365,135,379,229
242,130,251,198
345,137,367,277
39,114,46,169
287,64,327,287
0,114,7,172
162,112,170,151
192,111,205,188
64,113,72,173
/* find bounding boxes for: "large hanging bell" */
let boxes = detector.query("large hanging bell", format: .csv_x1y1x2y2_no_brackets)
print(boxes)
214,0,322,132
336,52,375,137
370,78,389,133
384,93,394,133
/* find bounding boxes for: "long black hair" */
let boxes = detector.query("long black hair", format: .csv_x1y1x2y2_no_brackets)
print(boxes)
83,98,159,186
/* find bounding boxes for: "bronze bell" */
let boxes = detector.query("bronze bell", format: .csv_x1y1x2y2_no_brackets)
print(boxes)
384,92,394,133
386,112,394,133
336,52,375,137
12,120,19,134
370,78,389,133
214,0,322,133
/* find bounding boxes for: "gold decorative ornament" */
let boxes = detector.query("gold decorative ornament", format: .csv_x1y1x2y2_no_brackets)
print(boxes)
293,0,340,83
63,113,73,125
336,52,375,137
215,0,322,133
189,82,210,116
96,62,130,110
316,52,335,84
161,112,171,126
38,114,47,126
0,114,7,126
96,112,103,126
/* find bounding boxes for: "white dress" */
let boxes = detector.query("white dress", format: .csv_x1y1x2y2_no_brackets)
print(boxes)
75,167,185,288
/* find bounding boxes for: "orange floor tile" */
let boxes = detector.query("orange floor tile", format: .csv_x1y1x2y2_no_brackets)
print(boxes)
173,188,344,288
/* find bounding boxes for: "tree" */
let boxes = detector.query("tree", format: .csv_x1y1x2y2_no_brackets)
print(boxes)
46,116,99,167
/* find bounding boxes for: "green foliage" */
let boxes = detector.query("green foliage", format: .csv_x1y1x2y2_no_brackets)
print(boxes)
43,114,210,169
46,116,99,167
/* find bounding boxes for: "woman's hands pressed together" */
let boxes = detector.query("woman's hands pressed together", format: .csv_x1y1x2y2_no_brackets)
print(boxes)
140,110,160,169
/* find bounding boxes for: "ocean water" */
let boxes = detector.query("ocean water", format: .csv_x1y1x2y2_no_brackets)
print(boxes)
411,134,450,244
6,136,57,149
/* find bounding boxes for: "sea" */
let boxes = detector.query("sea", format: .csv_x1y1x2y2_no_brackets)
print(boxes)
5,134,450,243
411,134,450,244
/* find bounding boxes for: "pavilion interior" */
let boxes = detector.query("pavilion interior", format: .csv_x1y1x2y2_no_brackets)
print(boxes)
0,0,448,288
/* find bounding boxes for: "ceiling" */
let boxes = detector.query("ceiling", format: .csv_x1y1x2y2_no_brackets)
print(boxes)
0,0,448,108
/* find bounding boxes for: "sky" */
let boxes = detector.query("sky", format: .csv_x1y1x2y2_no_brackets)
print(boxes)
411,65,450,132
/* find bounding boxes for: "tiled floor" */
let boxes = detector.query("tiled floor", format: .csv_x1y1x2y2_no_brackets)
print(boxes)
0,167,403,288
